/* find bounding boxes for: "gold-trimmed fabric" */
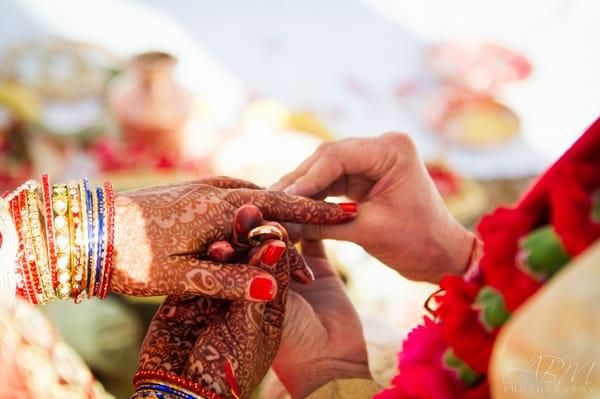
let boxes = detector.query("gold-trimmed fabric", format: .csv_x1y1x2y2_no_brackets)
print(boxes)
0,299,114,398
306,378,382,399
0,197,19,301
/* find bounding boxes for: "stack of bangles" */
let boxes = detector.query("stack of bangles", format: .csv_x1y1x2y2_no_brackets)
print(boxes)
0,174,115,304
133,371,226,399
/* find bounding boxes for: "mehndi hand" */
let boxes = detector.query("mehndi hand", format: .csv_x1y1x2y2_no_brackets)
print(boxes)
136,204,292,399
110,177,354,300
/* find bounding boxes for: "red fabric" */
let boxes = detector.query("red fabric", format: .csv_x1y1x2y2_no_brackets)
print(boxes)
517,117,600,214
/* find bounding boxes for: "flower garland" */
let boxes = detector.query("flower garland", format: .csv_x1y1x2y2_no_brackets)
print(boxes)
376,117,600,399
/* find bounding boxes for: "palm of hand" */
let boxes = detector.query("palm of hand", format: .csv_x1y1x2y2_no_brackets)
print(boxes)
273,242,369,398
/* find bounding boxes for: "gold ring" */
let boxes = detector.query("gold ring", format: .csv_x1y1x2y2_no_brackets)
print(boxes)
247,225,284,247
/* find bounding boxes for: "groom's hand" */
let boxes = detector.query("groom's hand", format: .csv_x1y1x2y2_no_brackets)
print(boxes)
273,240,371,398
271,134,474,283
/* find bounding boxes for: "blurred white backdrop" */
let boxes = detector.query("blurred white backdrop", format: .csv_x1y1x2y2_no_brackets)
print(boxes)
2,0,599,179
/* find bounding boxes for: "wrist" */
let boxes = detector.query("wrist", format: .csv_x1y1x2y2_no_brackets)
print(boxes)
276,358,371,399
428,217,475,283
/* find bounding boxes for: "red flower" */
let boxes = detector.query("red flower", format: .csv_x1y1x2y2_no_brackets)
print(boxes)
374,317,466,399
550,162,600,256
477,208,542,310
436,276,495,374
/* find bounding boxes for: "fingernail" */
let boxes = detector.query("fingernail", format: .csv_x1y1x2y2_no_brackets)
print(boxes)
249,277,275,300
261,244,286,267
292,267,315,284
338,202,358,214
283,183,297,195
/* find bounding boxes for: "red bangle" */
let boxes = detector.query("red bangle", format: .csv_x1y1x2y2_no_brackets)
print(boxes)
463,236,483,282
8,196,27,300
11,195,37,304
42,174,59,289
99,181,115,299
133,370,224,399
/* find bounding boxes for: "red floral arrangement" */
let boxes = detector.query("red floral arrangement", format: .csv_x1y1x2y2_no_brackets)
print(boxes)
376,117,600,399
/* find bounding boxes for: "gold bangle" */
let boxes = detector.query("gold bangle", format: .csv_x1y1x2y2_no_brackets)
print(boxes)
68,182,85,302
78,179,89,300
53,184,72,299
26,186,54,302
20,189,45,304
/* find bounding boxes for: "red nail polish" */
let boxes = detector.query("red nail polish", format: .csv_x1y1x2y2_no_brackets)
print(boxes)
249,277,275,300
261,244,286,267
224,358,241,398
338,202,358,214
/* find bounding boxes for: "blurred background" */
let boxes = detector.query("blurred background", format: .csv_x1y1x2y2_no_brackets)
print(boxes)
1,0,599,397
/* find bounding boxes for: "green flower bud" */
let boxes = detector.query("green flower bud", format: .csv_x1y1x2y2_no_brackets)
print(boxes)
443,348,482,386
520,225,570,277
475,286,510,329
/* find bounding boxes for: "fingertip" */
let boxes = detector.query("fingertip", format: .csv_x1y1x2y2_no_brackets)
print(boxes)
249,275,277,301
268,180,285,191
282,183,297,195
260,240,287,268
338,202,358,216
291,267,315,284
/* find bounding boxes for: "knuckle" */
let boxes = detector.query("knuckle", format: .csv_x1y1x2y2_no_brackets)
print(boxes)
316,141,332,153
381,132,416,152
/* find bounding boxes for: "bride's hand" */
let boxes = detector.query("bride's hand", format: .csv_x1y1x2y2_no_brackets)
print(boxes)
110,177,354,300
137,207,292,399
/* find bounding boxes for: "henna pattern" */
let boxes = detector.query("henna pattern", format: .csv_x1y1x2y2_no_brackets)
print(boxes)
137,206,293,398
182,245,289,398
111,179,349,298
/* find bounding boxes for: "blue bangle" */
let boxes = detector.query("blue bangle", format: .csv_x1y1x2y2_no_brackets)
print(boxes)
133,382,201,399
95,187,105,294
83,178,95,294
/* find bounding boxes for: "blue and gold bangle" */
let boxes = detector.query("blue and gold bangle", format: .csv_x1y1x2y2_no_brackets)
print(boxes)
94,186,106,295
83,178,96,298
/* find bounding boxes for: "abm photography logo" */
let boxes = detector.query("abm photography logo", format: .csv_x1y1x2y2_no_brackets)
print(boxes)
502,354,597,394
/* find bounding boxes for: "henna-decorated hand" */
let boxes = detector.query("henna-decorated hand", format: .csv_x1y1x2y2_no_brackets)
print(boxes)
273,240,371,398
110,177,354,300
137,206,292,399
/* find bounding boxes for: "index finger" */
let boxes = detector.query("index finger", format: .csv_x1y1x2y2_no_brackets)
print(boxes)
223,189,357,225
